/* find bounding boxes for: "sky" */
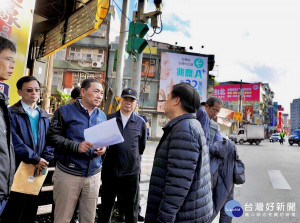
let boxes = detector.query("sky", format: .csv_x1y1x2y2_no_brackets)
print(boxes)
113,0,300,115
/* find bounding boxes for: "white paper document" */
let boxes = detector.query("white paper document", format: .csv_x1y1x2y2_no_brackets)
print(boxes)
84,118,124,148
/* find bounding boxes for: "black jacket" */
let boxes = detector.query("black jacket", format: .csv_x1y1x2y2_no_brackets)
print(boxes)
101,110,147,177
0,93,15,201
145,113,213,223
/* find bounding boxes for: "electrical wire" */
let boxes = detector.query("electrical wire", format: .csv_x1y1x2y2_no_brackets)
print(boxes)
112,0,132,23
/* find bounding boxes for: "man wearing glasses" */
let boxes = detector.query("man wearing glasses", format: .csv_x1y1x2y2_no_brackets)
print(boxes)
2,76,54,223
0,36,16,219
197,97,223,146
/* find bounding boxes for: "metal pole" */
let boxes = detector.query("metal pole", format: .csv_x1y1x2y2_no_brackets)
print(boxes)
42,54,54,113
238,79,243,127
131,0,146,97
115,0,130,97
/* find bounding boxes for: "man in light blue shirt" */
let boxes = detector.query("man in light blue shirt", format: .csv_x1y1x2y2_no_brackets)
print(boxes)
2,76,53,223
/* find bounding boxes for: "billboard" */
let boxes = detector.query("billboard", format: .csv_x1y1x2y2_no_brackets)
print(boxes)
245,105,253,121
269,107,274,126
157,52,208,112
212,83,260,101
0,0,36,104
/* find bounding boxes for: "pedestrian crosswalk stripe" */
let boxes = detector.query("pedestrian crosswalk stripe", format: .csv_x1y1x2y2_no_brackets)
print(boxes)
268,170,291,190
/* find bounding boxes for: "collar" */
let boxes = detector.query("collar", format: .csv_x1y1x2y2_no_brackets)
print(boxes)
116,110,138,122
21,100,38,111
10,100,49,118
78,99,98,116
163,113,196,132
120,110,132,119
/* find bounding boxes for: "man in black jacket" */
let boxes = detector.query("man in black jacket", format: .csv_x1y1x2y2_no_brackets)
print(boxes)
145,83,213,223
0,36,16,218
99,88,147,223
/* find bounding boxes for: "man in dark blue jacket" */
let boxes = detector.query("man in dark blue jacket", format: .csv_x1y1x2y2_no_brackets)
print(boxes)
2,76,53,223
47,78,107,223
99,88,147,223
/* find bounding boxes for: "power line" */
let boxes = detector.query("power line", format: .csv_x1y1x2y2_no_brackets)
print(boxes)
112,0,132,23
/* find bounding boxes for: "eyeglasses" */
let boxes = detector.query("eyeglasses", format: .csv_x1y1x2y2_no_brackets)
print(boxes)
24,88,41,93
210,107,220,114
0,57,15,64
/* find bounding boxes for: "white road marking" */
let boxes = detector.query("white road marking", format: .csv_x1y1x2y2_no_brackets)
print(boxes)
268,170,292,190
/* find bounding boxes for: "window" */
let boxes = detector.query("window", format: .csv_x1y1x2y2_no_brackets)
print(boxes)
141,58,155,77
72,72,97,87
52,71,64,86
54,49,66,60
140,85,150,101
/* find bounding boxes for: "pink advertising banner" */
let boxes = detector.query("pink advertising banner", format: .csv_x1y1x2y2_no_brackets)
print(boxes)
212,84,260,101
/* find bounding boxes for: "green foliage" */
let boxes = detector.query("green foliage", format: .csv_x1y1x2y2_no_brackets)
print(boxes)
49,90,72,112
57,90,71,105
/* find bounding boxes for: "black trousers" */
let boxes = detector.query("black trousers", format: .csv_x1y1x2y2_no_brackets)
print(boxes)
219,187,234,223
99,174,139,223
1,192,39,223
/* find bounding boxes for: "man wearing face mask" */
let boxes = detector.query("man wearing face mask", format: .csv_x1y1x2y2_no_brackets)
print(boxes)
99,88,147,223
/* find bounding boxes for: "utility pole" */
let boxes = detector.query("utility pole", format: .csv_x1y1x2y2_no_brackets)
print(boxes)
42,54,54,113
115,0,130,97
238,79,243,127
131,0,147,98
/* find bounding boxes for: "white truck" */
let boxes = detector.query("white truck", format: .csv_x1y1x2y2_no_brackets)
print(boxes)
229,125,265,145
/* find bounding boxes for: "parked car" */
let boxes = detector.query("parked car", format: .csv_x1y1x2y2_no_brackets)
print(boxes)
270,133,280,142
288,129,300,146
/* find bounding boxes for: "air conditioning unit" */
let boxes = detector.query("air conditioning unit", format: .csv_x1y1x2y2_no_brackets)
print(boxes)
92,61,103,68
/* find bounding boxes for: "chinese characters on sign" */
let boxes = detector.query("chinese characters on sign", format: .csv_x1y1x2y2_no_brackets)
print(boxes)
212,84,260,101
243,202,296,218
158,52,208,112
0,0,36,105
0,0,23,37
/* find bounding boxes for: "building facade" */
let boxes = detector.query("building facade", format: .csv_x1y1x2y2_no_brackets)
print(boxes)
290,98,300,131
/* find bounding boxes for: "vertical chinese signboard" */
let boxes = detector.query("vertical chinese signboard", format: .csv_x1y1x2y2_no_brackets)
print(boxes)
157,52,208,112
269,107,274,126
0,0,36,104
244,105,253,121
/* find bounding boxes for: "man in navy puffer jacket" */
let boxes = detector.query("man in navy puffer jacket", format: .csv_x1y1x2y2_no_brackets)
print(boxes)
145,82,213,223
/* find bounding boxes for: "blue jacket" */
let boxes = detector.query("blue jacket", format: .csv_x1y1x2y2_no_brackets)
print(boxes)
102,110,146,177
209,139,237,221
46,100,106,177
145,113,213,223
9,100,53,167
197,106,210,147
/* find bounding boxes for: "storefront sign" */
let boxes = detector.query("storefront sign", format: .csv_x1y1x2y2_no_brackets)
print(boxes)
212,84,260,101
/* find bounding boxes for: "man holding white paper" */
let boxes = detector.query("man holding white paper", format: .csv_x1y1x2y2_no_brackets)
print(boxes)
99,88,147,223
46,78,106,223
